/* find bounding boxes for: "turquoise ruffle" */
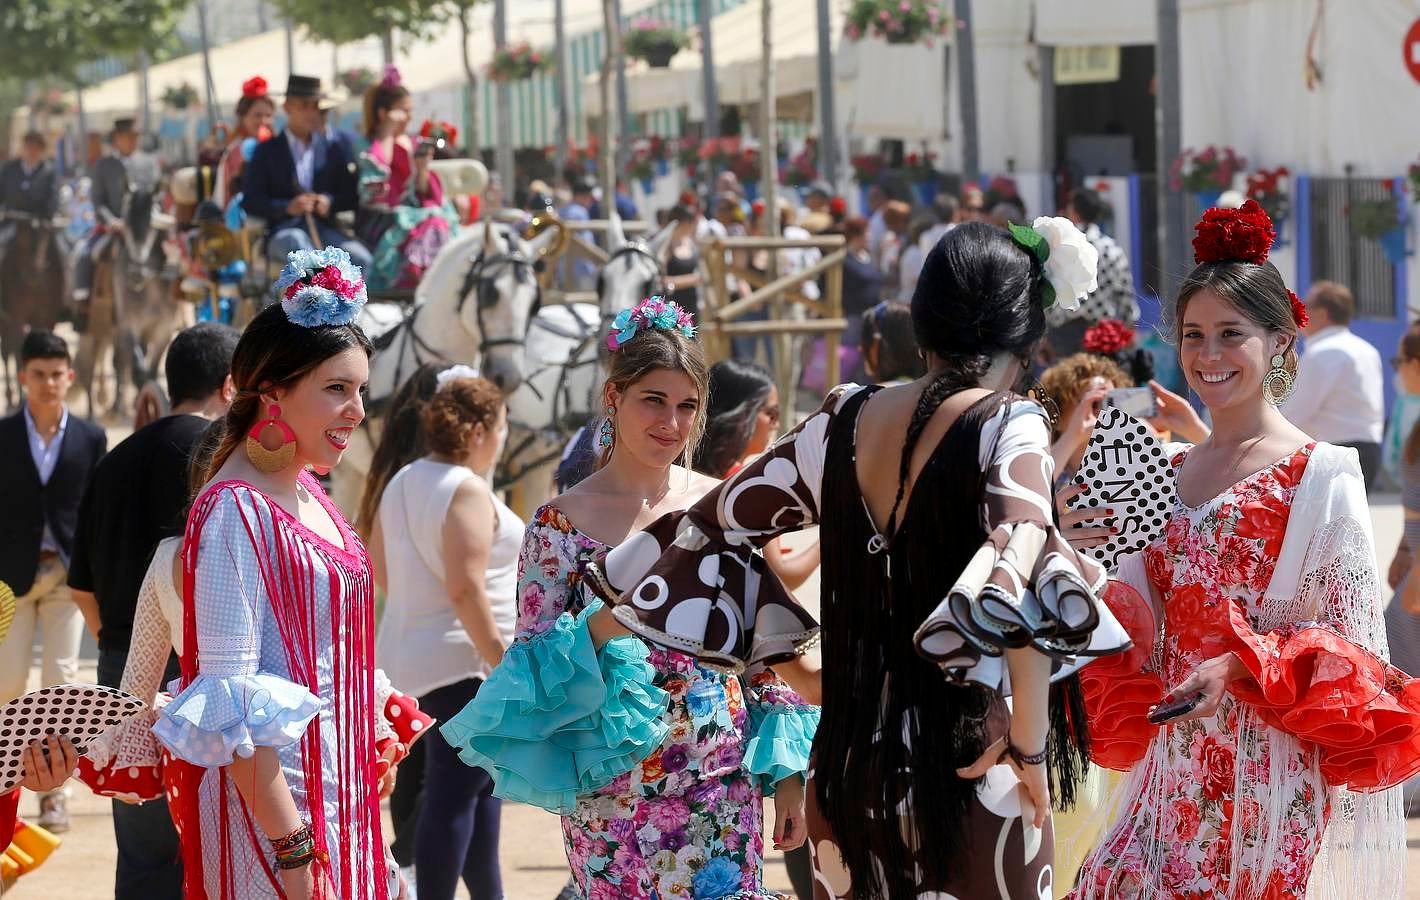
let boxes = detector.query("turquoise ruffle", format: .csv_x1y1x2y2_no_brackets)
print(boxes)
152,672,325,767
439,599,669,814
743,702,820,796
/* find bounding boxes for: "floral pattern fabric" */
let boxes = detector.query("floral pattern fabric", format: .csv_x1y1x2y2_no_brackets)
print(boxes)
516,504,805,899
1073,445,1326,899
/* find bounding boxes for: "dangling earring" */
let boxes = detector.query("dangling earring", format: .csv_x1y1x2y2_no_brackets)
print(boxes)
246,403,297,473
599,406,616,449
1262,354,1294,405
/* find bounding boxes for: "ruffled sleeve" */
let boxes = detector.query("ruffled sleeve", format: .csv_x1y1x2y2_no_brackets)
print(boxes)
739,667,819,795
153,486,324,767
1078,577,1165,771
914,400,1131,685
583,388,867,670
1219,474,1420,791
438,599,669,814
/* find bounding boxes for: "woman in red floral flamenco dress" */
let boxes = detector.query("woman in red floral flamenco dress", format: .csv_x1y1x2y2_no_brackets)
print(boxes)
1068,202,1420,899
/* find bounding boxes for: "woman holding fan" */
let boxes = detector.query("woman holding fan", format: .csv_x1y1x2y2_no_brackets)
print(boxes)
1069,202,1420,899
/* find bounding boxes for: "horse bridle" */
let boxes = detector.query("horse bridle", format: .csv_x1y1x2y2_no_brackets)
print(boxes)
597,241,664,325
378,227,539,403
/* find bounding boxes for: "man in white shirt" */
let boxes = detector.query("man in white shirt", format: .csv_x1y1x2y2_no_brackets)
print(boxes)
0,331,106,832
1282,280,1385,489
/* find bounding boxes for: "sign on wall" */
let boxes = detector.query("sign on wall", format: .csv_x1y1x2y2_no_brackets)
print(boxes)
1055,45,1122,85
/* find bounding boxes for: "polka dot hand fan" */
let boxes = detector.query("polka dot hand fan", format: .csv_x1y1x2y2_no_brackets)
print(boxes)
0,582,14,645
0,684,146,793
1069,405,1178,571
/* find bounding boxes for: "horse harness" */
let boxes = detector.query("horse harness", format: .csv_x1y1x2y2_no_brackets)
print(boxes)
371,226,540,412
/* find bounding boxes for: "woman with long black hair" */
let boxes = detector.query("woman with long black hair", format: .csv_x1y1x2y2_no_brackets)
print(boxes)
580,219,1131,897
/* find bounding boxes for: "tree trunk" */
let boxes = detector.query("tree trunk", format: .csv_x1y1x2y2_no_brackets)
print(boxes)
138,51,151,134
599,0,618,196
381,29,395,67
493,0,514,192
460,6,480,158
554,0,569,173
197,0,218,134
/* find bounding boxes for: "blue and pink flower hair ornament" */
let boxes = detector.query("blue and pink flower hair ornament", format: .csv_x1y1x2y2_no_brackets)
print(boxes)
274,247,368,328
606,296,696,352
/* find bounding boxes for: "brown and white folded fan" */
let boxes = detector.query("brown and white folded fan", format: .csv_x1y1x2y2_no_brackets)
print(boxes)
0,684,146,793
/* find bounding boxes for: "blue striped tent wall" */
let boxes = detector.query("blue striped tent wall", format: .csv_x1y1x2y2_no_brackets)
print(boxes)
473,0,748,152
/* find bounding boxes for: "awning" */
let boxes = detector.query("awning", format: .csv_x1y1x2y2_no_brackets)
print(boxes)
583,0,839,118
1035,0,1158,47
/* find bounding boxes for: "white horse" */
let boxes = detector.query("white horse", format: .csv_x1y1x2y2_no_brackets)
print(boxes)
498,214,673,516
330,220,558,515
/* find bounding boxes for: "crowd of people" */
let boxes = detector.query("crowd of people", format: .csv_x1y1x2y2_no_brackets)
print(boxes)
5,76,1420,900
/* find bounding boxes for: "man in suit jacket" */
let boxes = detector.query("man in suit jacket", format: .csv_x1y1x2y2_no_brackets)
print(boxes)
0,330,106,831
71,118,159,305
242,74,372,273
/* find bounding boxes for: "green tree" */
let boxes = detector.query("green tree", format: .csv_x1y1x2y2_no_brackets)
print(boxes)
0,0,187,84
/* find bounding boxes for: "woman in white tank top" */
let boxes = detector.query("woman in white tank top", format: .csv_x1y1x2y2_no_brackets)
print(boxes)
369,371,520,900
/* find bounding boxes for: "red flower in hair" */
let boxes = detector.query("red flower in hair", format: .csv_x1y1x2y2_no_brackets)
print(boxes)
829,196,847,216
1083,319,1134,355
241,76,268,99
1193,199,1276,265
750,199,766,219
1289,290,1309,329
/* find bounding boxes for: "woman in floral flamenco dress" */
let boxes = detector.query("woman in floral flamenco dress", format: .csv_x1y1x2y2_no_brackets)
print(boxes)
1069,202,1420,899
356,67,458,293
440,298,818,900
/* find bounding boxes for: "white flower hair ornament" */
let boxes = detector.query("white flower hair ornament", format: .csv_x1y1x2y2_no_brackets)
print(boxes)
435,364,481,393
1007,217,1099,312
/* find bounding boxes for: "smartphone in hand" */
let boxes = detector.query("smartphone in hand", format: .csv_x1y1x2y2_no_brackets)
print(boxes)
1147,691,1204,725
1104,386,1158,420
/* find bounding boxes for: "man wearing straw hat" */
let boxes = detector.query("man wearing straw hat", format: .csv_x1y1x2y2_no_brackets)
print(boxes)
241,74,371,274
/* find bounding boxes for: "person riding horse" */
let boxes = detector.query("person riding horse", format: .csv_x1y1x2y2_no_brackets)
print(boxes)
0,131,64,281
71,119,160,319
241,74,372,276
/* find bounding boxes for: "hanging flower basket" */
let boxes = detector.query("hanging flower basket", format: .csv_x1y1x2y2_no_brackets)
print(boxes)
162,83,200,111
850,153,886,184
1170,145,1246,194
844,0,952,46
489,43,552,82
1349,183,1410,264
625,18,691,68
729,148,761,184
339,67,377,95
1246,166,1291,247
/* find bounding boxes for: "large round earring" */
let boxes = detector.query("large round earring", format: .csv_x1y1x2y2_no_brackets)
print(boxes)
598,406,616,449
1262,354,1294,406
246,403,297,473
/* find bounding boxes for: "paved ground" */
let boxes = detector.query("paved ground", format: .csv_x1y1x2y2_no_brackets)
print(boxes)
6,501,1420,898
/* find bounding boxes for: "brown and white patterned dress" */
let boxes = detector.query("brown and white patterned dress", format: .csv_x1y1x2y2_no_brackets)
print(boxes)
584,385,1130,899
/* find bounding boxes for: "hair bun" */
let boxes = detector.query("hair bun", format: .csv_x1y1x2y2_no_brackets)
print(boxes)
1192,199,1275,266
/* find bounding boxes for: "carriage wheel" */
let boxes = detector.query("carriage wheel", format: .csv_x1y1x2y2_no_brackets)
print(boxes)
134,380,169,431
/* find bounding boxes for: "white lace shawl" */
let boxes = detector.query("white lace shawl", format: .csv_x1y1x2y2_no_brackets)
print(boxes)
1075,443,1405,899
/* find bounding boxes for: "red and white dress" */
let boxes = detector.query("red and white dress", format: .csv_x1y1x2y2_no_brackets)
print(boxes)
1071,443,1420,899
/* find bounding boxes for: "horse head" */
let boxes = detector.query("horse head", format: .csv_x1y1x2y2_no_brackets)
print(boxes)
597,218,673,330
451,221,562,393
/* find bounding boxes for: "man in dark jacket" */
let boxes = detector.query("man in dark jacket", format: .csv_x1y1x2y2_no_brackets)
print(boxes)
0,330,106,831
242,74,371,272
68,322,236,899
72,118,159,304
0,130,63,274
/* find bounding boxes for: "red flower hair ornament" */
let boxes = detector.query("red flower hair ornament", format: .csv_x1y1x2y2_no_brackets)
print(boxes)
241,76,268,99
1289,291,1309,329
1192,199,1275,266
1193,199,1306,328
1083,319,1135,355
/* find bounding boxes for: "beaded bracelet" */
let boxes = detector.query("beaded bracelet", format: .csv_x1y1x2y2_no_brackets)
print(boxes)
1007,742,1048,767
270,823,312,853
